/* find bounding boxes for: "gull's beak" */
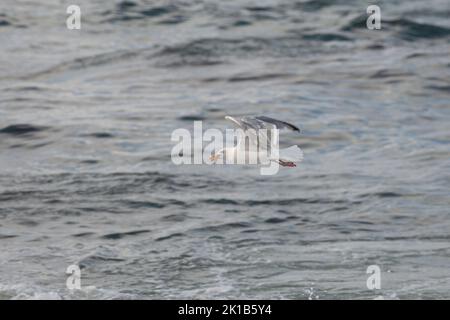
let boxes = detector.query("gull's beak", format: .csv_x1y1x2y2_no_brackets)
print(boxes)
209,154,219,163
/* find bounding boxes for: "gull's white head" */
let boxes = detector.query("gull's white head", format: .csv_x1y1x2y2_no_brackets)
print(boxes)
209,148,225,163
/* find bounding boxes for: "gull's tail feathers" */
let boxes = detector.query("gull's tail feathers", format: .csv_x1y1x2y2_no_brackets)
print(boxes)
279,145,304,163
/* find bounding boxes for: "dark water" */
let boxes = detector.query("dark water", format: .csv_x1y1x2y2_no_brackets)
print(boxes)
0,0,449,299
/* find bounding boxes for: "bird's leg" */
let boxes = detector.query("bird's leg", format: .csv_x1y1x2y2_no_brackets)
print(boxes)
277,159,296,167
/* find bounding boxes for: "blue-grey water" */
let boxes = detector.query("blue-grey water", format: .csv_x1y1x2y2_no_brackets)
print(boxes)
0,0,449,299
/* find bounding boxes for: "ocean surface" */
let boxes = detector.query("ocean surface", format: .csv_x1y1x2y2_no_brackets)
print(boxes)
0,0,449,299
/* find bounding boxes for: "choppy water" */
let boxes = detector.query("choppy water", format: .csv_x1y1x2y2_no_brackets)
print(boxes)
1,0,450,299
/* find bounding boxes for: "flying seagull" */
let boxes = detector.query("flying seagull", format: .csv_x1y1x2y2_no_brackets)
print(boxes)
209,115,303,167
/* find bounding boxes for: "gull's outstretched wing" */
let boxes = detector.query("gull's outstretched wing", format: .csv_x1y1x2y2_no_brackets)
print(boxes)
224,116,245,129
225,116,260,150
245,116,300,132
225,115,300,151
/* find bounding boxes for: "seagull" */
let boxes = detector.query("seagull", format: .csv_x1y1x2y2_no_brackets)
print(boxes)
209,115,304,167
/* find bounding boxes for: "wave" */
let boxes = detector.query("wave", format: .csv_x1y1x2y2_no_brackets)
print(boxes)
0,172,231,204
0,13,14,28
0,124,49,136
152,35,345,67
395,18,450,40
201,197,361,206
101,1,181,24
101,229,150,240
24,49,145,79
0,283,135,300
342,16,450,41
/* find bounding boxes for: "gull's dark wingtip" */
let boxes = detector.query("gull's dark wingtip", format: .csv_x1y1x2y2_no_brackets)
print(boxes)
280,119,301,133
254,115,301,132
